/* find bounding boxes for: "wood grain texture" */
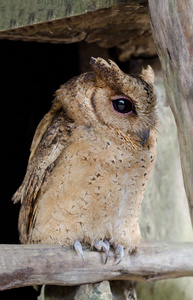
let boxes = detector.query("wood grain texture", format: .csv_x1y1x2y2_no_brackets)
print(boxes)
148,0,193,227
0,0,139,30
0,242,193,291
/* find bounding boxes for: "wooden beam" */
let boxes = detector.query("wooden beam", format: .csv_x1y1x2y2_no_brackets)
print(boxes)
0,0,135,30
148,0,193,227
0,242,193,291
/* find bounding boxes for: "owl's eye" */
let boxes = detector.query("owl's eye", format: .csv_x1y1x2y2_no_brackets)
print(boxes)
111,97,133,115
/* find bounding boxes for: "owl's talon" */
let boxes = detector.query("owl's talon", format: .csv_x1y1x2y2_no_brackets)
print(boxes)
115,244,124,265
103,239,110,263
94,239,110,263
74,241,84,261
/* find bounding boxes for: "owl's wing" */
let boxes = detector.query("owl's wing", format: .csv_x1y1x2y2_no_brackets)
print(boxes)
12,100,74,242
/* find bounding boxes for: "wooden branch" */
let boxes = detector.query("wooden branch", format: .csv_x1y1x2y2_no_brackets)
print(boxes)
0,242,193,291
148,0,193,227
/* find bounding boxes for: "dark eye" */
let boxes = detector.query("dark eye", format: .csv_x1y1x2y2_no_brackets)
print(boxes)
111,97,133,115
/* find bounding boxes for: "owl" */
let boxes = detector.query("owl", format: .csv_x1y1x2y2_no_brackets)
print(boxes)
12,57,157,264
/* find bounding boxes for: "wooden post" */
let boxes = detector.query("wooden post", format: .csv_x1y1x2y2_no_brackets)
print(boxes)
148,0,193,227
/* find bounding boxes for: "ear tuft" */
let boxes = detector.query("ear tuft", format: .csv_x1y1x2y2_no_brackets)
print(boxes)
90,56,97,66
141,65,155,86
90,57,111,71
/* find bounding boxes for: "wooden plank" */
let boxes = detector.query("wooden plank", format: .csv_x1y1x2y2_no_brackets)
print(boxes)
0,242,193,290
148,0,193,227
0,0,147,31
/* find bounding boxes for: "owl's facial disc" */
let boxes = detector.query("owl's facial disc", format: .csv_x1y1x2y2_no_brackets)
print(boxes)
111,97,134,115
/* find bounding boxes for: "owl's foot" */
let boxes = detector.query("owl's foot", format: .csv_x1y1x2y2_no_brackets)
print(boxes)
94,239,110,264
114,244,124,265
74,240,84,260
74,240,124,265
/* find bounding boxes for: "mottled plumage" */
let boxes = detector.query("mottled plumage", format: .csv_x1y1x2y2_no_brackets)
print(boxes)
13,57,157,261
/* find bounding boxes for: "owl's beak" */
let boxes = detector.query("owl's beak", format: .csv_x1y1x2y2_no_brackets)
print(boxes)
136,128,150,145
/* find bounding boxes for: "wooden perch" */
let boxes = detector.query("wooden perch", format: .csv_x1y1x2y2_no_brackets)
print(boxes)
0,242,193,291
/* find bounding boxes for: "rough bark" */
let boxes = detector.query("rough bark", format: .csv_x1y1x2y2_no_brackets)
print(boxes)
38,281,137,300
38,281,113,300
148,0,193,227
0,242,193,291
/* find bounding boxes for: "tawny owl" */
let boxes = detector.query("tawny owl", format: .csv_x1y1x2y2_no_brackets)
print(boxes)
12,57,157,263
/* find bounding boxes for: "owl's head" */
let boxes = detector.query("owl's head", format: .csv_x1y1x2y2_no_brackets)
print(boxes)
56,57,158,147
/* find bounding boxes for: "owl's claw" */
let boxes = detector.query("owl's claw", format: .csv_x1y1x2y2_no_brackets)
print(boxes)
103,239,110,263
74,240,124,264
115,244,124,265
74,240,84,261
94,239,110,263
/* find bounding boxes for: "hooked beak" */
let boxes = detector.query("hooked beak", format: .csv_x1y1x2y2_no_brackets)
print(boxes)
136,128,150,145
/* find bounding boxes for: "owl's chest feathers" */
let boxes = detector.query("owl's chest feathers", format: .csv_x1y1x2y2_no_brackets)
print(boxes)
45,125,154,218
32,124,156,246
